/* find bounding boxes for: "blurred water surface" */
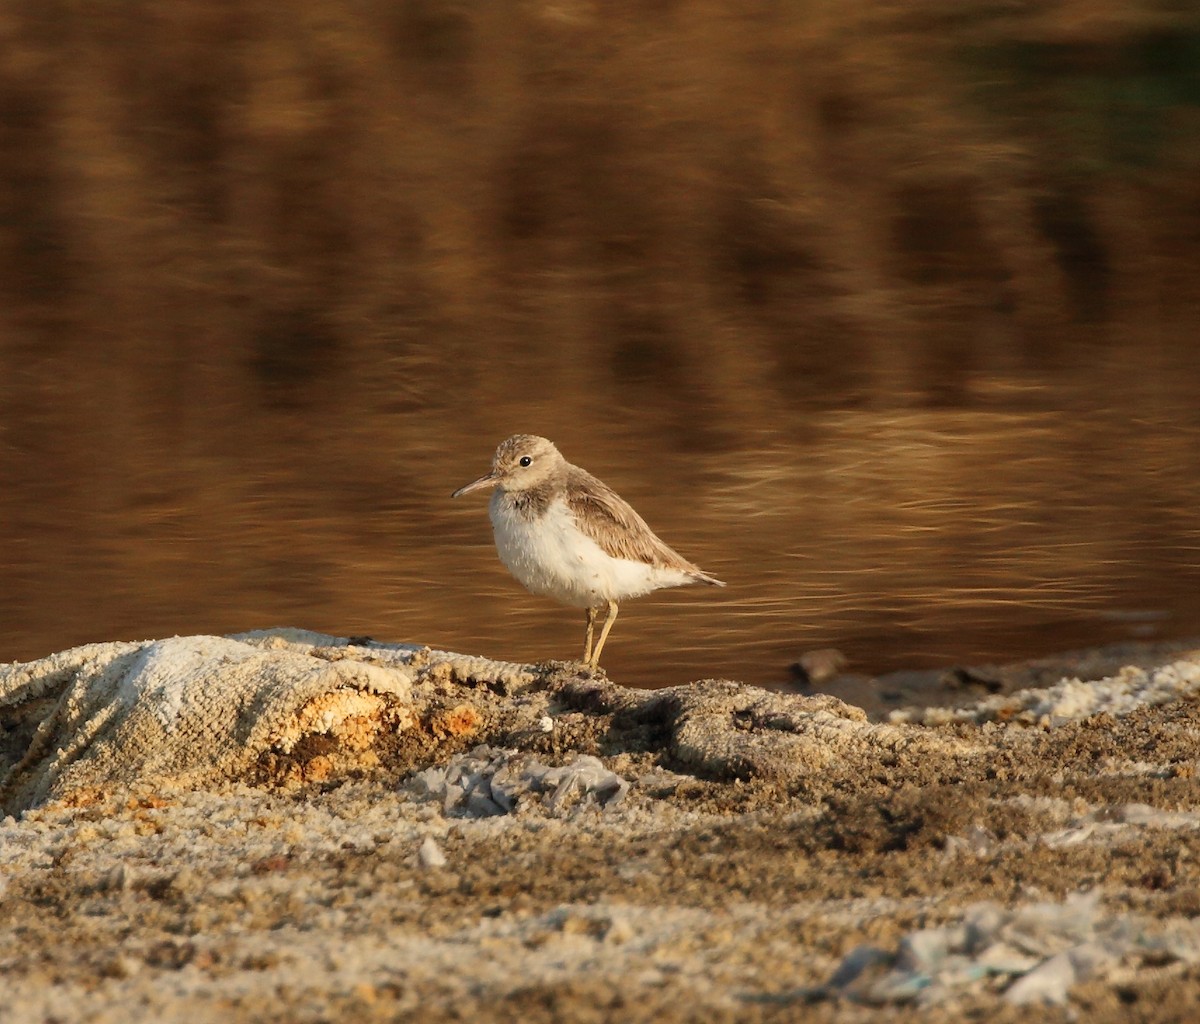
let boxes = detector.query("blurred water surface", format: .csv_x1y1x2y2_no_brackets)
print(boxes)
1,1,1199,685
4,357,1200,688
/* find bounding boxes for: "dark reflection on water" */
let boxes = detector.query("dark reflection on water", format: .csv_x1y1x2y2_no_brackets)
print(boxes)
4,364,1200,690
1,2,1199,686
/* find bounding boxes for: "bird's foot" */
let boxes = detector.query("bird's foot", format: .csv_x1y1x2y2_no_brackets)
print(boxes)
573,657,607,678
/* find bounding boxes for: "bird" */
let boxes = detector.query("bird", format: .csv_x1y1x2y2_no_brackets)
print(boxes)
452,434,725,667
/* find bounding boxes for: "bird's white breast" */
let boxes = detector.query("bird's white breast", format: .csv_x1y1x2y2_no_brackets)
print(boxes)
488,493,691,608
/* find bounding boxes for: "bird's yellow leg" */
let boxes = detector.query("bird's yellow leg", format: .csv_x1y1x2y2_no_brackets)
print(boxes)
589,600,619,667
583,606,597,663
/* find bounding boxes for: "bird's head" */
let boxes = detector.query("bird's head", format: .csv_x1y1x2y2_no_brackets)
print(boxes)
452,434,564,497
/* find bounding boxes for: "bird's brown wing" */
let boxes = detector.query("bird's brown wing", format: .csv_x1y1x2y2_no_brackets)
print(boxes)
564,467,725,584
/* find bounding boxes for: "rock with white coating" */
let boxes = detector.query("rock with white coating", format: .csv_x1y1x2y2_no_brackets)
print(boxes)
0,629,543,813
1003,949,1078,1005
819,891,1199,1007
892,657,1200,727
534,755,629,814
0,632,419,812
417,835,447,870
404,746,631,818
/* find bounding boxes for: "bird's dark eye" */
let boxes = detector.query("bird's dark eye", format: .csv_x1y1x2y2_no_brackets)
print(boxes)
519,456,532,467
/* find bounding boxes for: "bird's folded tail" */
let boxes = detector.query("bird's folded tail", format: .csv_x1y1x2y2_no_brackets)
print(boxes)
689,569,726,587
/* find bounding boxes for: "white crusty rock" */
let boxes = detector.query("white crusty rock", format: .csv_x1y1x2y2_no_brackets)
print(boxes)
406,745,630,818
891,657,1200,727
0,631,416,811
0,629,540,813
822,892,1200,1006
417,835,448,869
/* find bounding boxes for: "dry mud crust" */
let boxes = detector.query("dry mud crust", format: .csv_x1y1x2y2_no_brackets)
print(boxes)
4,691,1200,1021
4,636,1200,1021
3,787,1199,1024
0,631,956,812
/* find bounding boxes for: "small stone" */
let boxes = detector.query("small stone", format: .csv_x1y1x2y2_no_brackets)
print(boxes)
418,835,447,870
487,771,520,812
407,766,448,800
1004,950,1076,1006
105,863,135,892
100,954,140,979
464,790,506,818
789,648,848,686
442,782,467,815
825,945,892,991
603,916,635,945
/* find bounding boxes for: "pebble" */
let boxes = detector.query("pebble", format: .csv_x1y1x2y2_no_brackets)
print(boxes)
404,746,631,819
418,835,447,870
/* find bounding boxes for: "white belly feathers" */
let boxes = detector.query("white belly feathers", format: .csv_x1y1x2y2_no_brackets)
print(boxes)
488,493,692,608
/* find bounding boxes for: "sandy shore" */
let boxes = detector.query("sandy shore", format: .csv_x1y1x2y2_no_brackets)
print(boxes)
3,634,1200,1022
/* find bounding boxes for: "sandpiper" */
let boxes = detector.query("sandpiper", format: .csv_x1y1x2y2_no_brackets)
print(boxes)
452,434,725,667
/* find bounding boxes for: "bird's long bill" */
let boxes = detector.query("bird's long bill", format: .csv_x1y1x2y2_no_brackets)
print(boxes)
451,472,497,498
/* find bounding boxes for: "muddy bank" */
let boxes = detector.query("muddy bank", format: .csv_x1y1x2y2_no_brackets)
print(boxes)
3,633,1200,1022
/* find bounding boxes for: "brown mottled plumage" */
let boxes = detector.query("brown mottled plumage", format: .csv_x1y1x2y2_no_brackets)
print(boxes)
564,466,722,582
453,434,724,666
